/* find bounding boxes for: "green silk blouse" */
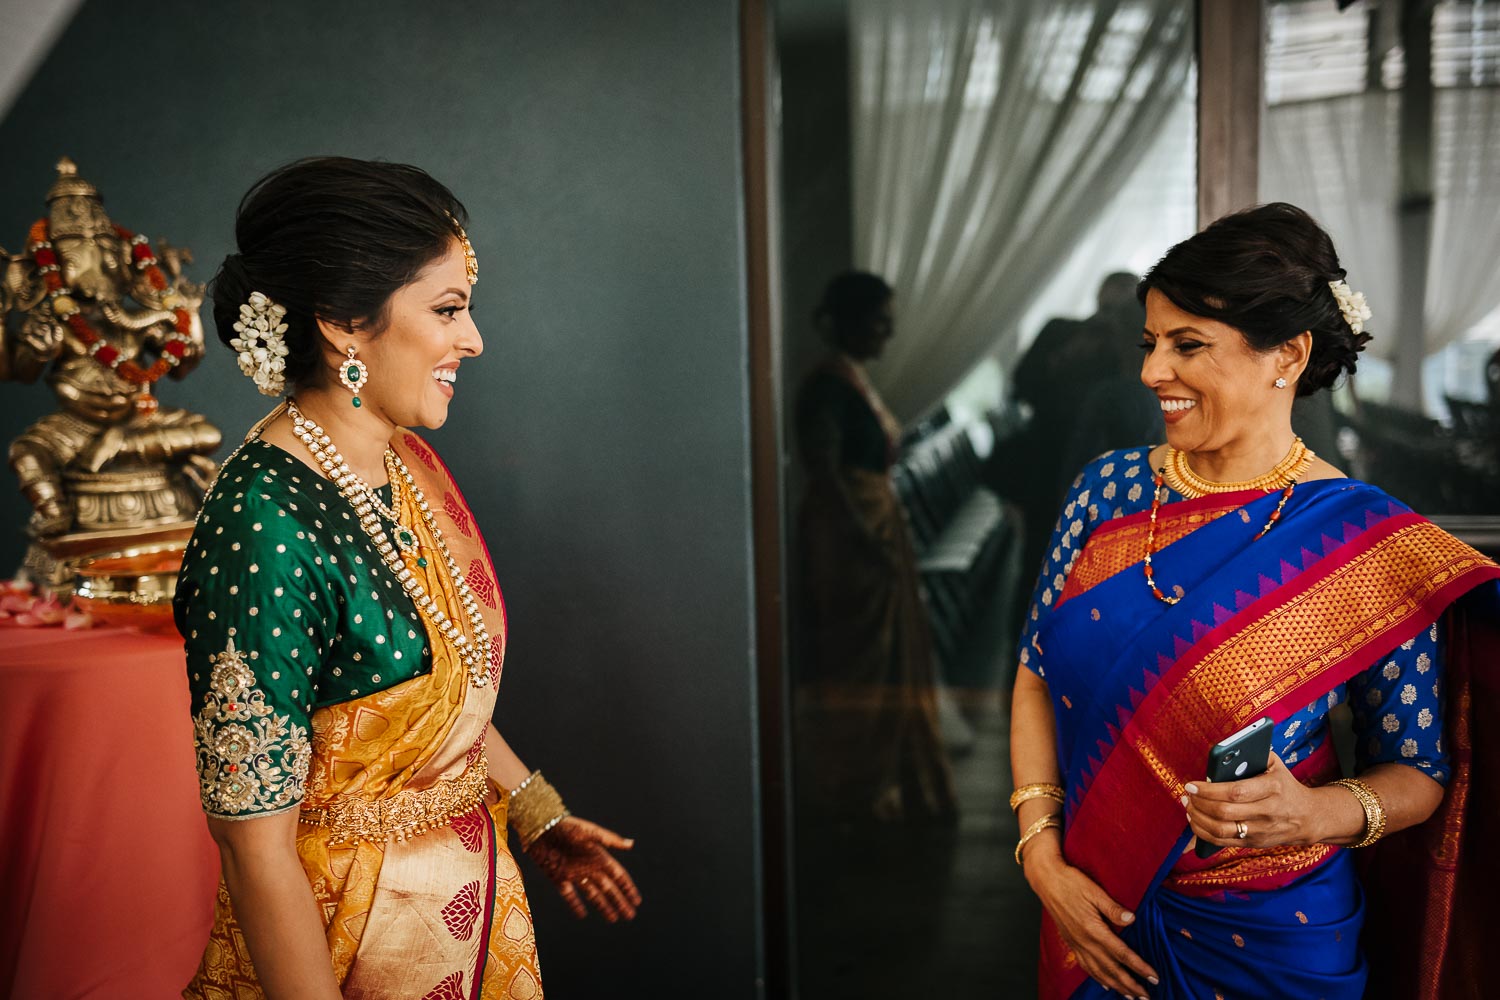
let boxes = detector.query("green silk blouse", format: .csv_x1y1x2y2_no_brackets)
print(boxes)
175,439,432,820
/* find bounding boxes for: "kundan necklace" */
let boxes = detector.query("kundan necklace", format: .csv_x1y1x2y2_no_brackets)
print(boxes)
287,400,493,687
1143,437,1314,606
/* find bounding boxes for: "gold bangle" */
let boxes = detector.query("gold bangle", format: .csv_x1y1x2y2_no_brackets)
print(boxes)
1015,814,1063,866
507,770,571,851
1331,778,1386,848
1009,783,1066,812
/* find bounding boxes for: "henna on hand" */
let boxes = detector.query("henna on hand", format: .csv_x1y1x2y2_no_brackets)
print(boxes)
526,816,641,922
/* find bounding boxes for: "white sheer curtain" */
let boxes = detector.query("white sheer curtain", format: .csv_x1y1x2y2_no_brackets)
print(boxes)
851,0,1194,422
1013,93,1196,351
1262,87,1500,393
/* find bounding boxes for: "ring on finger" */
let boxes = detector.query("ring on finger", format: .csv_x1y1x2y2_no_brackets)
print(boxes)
1235,820,1249,840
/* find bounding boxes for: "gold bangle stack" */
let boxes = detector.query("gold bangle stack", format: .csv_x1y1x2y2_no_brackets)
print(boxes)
1015,814,1064,866
1331,778,1387,848
1009,782,1065,812
508,770,571,851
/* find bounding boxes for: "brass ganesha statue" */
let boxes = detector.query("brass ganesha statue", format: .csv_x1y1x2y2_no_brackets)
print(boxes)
1,158,220,595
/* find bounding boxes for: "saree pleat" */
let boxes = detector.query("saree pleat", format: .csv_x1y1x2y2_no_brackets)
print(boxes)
1135,850,1366,1000
798,468,956,820
1030,479,1500,1000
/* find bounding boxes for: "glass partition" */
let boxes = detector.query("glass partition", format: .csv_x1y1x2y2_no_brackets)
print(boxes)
774,2,1198,993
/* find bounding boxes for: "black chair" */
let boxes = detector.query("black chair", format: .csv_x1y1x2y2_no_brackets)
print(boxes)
894,421,1022,680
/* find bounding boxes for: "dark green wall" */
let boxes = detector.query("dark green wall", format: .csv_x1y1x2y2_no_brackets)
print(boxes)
0,2,763,994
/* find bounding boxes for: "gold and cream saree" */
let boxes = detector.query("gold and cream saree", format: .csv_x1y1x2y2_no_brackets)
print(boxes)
182,430,541,1000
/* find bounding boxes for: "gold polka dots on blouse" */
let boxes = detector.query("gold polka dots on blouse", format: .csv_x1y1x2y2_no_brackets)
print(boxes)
175,440,431,819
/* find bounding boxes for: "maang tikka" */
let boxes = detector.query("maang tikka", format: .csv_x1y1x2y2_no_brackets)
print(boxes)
339,345,369,407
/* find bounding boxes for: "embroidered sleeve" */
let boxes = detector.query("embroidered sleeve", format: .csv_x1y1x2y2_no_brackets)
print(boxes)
179,486,333,819
1016,448,1146,677
1348,619,1449,785
192,638,313,817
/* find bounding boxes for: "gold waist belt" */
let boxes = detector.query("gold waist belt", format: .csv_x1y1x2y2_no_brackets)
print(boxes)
300,751,490,844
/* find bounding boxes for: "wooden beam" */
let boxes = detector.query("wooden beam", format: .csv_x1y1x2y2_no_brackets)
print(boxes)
1197,0,1264,226
740,0,792,995
1391,0,1436,409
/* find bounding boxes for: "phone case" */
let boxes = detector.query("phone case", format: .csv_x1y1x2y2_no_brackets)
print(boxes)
1193,718,1274,859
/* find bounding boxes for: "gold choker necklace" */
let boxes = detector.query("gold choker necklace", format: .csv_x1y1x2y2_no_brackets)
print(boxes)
1161,438,1313,499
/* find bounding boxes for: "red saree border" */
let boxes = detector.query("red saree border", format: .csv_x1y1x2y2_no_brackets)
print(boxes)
469,804,500,1000
1069,513,1496,907
1166,843,1338,894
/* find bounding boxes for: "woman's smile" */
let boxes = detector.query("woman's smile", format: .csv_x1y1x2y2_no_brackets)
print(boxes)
1158,396,1197,424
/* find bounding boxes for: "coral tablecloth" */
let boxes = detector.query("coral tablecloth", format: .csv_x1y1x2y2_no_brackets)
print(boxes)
0,627,218,1000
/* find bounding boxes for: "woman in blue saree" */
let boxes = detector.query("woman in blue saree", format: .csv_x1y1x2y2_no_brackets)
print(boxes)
1009,204,1499,999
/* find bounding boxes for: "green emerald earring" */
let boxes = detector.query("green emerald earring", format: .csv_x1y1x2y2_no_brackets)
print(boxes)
339,345,369,407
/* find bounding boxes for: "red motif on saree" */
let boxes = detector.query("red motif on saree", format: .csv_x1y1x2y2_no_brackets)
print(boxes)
441,879,483,941
419,971,465,1000
467,559,497,609
403,433,438,471
451,810,486,854
443,492,473,536
489,636,504,687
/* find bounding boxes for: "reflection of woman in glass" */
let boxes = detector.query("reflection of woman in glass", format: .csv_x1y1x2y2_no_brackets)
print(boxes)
794,271,956,823
178,158,638,1000
1007,205,1498,999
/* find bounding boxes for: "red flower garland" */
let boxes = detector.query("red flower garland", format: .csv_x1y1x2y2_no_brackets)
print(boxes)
25,219,192,386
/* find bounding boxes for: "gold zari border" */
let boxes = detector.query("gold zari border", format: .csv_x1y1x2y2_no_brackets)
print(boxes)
1063,502,1242,601
299,750,489,844
1185,521,1488,727
1165,843,1337,889
1127,520,1490,799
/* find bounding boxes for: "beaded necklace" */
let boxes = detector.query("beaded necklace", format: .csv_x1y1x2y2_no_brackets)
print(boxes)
1143,439,1314,606
286,400,492,687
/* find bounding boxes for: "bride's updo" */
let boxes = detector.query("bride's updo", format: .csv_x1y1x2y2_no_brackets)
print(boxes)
210,157,467,390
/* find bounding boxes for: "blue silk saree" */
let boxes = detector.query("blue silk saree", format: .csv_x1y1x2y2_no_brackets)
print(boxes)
1023,461,1499,1000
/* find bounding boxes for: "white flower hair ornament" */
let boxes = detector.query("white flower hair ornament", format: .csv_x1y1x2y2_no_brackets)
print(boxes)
1328,280,1373,337
230,291,290,396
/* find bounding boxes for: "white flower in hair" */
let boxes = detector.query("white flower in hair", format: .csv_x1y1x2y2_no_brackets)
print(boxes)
1328,280,1373,336
229,291,290,396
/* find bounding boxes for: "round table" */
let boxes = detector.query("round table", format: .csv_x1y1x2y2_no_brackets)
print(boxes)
0,625,219,999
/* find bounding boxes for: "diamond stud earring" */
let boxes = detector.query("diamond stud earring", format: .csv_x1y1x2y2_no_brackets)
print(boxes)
1274,377,1288,389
